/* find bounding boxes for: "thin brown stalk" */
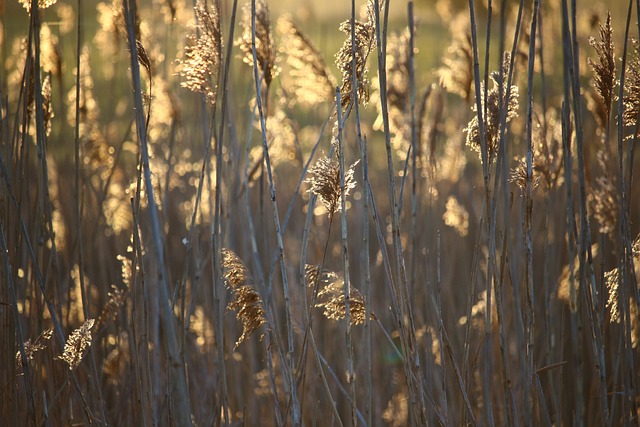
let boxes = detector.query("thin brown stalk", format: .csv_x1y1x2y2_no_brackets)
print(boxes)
121,1,192,425
249,1,299,423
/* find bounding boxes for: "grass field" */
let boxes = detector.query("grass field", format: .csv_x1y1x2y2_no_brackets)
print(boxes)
1,0,639,425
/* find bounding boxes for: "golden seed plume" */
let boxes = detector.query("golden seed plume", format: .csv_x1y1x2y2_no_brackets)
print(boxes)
58,319,95,370
335,0,379,112
305,155,359,217
277,15,336,105
464,52,519,165
438,13,473,102
373,27,413,152
606,236,640,343
533,108,564,190
587,12,615,131
178,0,221,104
95,285,127,331
16,328,53,369
19,0,57,12
442,195,469,237
306,265,373,325
591,149,618,239
237,0,277,86
510,153,540,192
221,249,267,349
622,39,640,139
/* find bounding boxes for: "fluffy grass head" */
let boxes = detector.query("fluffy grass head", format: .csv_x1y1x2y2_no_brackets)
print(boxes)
221,249,267,348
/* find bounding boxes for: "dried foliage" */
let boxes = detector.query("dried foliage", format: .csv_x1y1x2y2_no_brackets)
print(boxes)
587,12,616,131
58,319,95,370
305,155,359,216
178,0,221,104
335,0,378,112
464,52,519,164
237,0,277,86
221,249,267,348
277,16,336,105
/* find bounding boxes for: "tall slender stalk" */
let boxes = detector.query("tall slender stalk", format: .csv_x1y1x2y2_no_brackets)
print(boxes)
249,1,299,423
372,1,424,423
524,2,540,424
121,1,192,425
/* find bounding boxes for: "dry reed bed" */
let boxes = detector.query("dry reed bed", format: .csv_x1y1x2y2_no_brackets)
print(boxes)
1,0,639,425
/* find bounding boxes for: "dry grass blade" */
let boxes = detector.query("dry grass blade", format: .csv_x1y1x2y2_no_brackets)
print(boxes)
464,52,519,164
58,319,95,370
221,249,267,348
178,0,221,104
237,0,277,86
305,155,359,216
587,12,615,131
335,0,379,112
277,15,336,105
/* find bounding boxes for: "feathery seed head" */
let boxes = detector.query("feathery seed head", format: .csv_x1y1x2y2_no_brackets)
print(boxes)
221,249,267,348
58,319,95,370
305,155,359,216
237,0,278,86
178,0,221,105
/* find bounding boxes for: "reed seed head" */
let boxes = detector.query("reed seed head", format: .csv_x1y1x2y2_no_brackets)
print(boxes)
16,328,53,370
178,0,221,105
277,16,336,105
305,155,359,216
587,12,615,131
58,319,95,370
464,52,519,165
335,0,379,113
237,0,277,86
221,249,267,348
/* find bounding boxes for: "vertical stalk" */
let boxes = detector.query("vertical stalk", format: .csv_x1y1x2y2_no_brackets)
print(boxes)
336,86,356,426
121,1,192,425
372,1,424,423
249,1,299,423
524,2,540,424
